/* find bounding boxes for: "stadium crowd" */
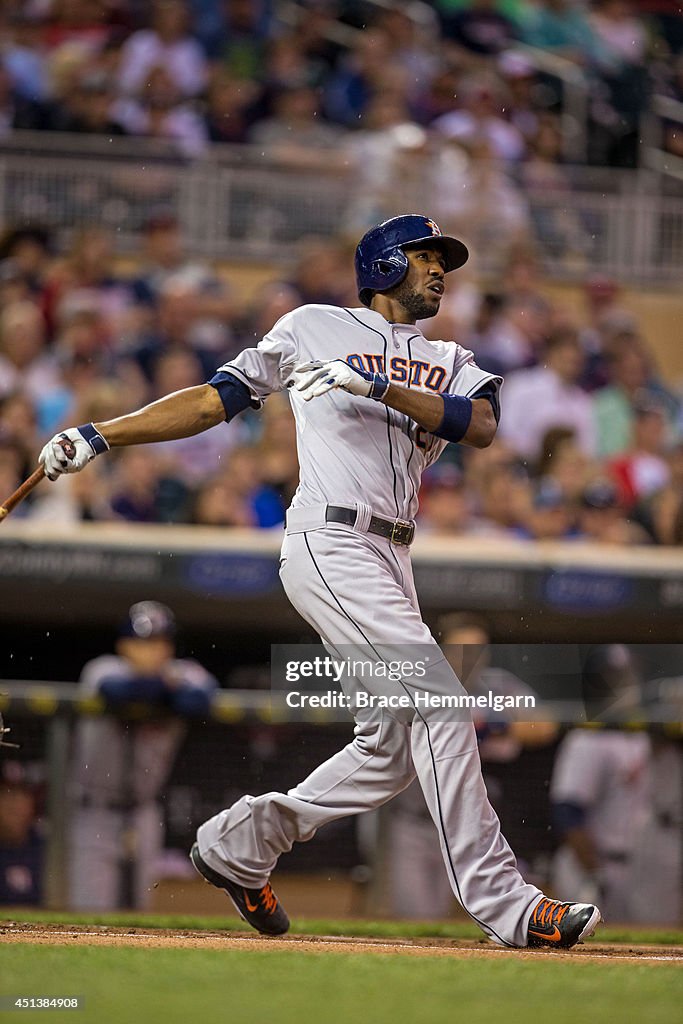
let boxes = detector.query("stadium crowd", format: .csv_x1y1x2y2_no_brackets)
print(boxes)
0,0,679,168
0,215,680,544
0,1,680,542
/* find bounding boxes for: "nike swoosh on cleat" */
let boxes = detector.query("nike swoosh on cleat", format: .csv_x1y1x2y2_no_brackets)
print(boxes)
244,891,260,913
529,926,562,942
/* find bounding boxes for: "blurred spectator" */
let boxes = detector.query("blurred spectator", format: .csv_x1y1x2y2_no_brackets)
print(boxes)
519,0,605,66
108,447,167,522
112,63,208,156
537,426,595,503
0,260,34,310
466,448,533,536
593,340,651,457
287,239,352,307
0,225,53,299
441,0,517,56
417,463,473,535
204,67,261,144
433,72,527,163
43,226,134,338
0,760,44,906
42,0,113,56
463,292,540,375
607,397,671,507
498,52,544,145
589,0,652,165
373,7,440,100
0,391,40,475
51,67,124,135
2,10,50,103
69,601,217,909
192,444,285,527
249,85,344,171
126,270,232,387
28,451,112,522
516,479,578,540
212,0,273,78
152,347,248,489
500,328,596,461
0,300,54,402
131,213,221,307
437,137,530,253
324,28,394,127
577,478,649,544
522,119,590,261
0,57,51,135
117,0,208,98
235,281,300,348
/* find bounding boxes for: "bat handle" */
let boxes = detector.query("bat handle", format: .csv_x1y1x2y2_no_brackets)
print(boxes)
0,465,45,521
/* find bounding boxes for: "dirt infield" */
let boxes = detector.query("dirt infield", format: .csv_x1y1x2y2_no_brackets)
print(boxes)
2,922,681,963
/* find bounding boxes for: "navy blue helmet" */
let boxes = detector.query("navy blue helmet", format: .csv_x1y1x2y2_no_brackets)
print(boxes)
354,214,469,307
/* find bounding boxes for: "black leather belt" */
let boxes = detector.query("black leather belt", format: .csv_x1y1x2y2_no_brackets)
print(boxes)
325,505,415,546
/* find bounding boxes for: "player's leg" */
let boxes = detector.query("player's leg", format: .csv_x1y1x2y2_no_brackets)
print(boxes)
196,528,423,884
69,808,122,910
197,705,415,886
409,710,541,946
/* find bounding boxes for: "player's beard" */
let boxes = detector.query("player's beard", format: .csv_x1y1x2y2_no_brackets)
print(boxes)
390,279,439,321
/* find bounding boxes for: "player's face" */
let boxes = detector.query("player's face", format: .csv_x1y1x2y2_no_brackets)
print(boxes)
390,247,446,320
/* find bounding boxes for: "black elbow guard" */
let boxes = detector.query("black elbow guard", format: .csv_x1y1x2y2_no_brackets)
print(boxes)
208,372,256,419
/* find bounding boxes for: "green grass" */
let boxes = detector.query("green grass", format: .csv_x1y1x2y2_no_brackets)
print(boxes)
3,909,682,946
2,945,681,1024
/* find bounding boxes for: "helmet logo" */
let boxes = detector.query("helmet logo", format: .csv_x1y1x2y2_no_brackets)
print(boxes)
425,219,442,236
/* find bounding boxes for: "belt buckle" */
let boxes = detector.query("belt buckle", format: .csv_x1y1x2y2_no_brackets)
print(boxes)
390,520,408,545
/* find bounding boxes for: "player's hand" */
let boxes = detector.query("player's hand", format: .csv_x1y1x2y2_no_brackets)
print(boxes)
39,424,110,481
292,359,389,402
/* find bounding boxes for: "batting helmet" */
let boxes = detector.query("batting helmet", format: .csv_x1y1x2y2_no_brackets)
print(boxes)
355,214,469,307
119,601,176,640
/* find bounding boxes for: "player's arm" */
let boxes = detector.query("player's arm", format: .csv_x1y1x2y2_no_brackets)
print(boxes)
294,360,498,448
96,385,225,447
38,376,248,480
382,384,496,449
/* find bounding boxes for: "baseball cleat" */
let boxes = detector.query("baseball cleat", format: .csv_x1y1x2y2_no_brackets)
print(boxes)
527,898,602,949
190,843,290,936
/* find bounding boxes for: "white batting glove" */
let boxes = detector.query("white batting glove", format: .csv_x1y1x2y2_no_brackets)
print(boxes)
39,424,110,481
292,359,389,402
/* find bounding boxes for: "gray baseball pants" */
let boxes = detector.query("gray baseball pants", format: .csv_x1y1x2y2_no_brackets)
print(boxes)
197,522,542,945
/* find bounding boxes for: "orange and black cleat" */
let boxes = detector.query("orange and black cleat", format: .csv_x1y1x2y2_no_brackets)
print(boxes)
190,843,290,936
527,898,602,949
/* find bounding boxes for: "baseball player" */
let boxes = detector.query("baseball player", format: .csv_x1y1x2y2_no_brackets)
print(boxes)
70,601,217,909
39,214,601,948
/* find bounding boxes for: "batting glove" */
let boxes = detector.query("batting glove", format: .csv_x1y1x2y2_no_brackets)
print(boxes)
293,359,390,402
39,424,110,481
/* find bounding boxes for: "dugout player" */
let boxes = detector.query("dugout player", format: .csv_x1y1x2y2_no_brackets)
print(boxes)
70,601,216,909
39,215,601,948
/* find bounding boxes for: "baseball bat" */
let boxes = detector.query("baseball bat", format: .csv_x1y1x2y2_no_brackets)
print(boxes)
0,438,76,522
0,465,45,523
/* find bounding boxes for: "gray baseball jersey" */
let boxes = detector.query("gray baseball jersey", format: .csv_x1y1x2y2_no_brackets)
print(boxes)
217,304,501,521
